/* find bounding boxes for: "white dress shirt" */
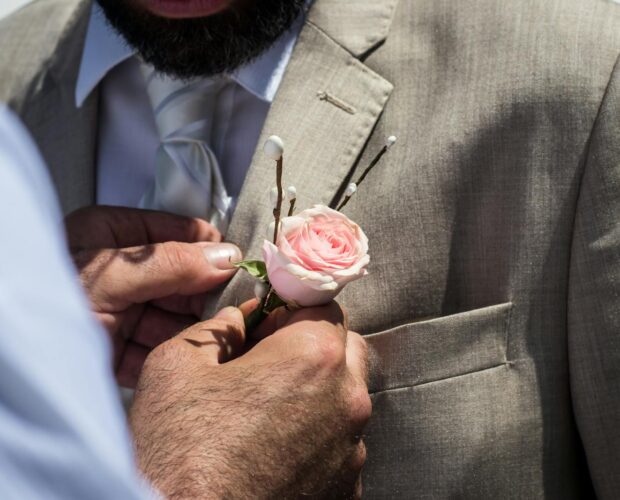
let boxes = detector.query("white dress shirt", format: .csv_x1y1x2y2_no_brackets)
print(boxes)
76,3,309,209
0,106,155,499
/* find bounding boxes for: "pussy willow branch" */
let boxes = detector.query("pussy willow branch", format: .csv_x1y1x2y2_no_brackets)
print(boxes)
357,145,388,185
272,157,283,243
263,155,285,319
336,191,353,211
287,198,296,217
337,145,389,211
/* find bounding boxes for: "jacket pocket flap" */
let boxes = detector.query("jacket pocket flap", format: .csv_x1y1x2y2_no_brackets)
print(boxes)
366,302,513,393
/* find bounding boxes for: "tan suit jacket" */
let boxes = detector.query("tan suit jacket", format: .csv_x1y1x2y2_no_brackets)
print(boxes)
1,0,620,497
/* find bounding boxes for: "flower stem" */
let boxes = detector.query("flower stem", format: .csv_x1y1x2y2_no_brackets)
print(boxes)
244,285,287,332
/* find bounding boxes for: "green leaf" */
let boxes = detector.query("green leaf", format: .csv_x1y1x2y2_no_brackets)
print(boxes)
234,260,268,281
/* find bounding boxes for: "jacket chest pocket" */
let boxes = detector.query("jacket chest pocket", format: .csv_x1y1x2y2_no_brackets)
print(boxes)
365,302,513,394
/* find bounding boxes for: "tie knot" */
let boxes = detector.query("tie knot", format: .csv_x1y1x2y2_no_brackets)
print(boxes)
141,64,227,140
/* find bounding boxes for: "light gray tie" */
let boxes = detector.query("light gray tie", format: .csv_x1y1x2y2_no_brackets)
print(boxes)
140,65,233,233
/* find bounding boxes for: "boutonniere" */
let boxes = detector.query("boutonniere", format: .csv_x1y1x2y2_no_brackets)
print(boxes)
237,134,396,328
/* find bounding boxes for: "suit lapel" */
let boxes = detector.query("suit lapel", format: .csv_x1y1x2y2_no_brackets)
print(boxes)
205,0,396,316
306,0,400,57
19,0,97,215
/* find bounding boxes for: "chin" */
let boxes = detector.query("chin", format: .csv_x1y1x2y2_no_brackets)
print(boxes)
134,0,236,19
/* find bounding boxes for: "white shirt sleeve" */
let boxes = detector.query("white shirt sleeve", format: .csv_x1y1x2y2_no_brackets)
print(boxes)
0,106,157,500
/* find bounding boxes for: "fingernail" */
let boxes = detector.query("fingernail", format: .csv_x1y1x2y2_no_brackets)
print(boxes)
214,306,244,328
203,243,242,270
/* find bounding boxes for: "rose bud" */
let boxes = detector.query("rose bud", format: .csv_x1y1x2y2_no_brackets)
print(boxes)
262,205,370,307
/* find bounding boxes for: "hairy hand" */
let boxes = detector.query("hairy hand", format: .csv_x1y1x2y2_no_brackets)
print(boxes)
130,302,370,499
65,206,241,387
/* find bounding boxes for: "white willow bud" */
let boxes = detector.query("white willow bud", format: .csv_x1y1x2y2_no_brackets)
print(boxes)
263,135,285,160
287,185,297,200
269,186,279,207
344,182,357,197
386,135,397,148
254,281,270,300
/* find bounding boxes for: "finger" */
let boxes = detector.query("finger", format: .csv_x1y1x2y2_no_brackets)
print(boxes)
131,306,197,348
346,331,369,384
244,302,348,366
66,206,221,250
239,298,260,319
78,241,242,308
135,209,221,245
176,307,246,364
251,305,289,341
286,302,348,332
117,341,150,389
254,301,348,343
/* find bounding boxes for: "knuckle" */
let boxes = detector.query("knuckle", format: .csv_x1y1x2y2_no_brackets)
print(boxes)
301,331,346,371
317,335,346,367
346,384,372,426
351,332,369,359
206,224,222,242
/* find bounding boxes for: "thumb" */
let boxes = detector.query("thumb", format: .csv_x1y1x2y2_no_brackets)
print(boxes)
176,307,246,364
77,241,242,308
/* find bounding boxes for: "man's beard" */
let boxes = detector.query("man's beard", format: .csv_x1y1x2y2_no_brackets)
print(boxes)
95,0,306,79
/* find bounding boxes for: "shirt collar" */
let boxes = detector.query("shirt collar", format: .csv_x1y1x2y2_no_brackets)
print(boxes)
75,3,310,108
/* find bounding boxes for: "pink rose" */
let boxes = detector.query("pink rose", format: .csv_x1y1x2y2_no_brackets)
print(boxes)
262,205,370,307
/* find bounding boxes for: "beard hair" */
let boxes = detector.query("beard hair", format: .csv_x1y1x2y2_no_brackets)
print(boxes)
95,0,306,79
